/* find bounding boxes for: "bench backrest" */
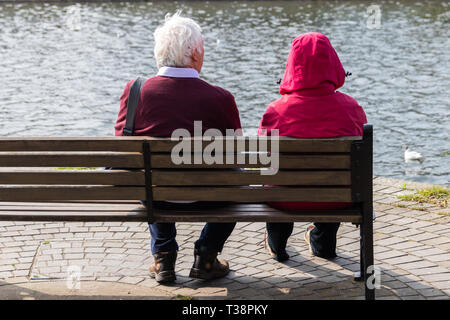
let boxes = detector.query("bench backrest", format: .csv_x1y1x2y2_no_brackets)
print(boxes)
0,125,373,213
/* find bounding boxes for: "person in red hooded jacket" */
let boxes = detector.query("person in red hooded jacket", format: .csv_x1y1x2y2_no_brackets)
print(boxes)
258,32,367,261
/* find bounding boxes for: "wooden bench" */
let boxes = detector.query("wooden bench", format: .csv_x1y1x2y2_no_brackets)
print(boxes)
0,124,374,299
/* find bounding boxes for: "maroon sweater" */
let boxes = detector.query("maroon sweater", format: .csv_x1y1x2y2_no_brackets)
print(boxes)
115,76,242,137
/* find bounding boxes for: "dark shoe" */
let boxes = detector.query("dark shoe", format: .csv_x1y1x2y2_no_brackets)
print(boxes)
265,231,289,262
149,251,177,283
304,225,337,260
189,249,229,280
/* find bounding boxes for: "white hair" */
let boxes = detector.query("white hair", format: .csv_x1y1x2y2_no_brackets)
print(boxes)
153,11,203,69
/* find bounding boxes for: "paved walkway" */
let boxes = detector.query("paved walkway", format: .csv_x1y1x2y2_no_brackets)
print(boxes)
0,177,449,300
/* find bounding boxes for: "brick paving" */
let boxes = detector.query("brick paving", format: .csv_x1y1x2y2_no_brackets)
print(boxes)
0,176,449,300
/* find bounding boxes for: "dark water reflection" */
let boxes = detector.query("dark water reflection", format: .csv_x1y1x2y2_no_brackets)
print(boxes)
0,1,449,186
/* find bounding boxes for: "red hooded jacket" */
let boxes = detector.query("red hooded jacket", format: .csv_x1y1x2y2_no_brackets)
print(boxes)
259,32,367,210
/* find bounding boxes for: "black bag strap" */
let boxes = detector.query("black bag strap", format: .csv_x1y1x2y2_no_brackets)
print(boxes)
123,77,146,136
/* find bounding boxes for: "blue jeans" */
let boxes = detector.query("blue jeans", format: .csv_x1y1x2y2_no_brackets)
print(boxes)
266,222,340,259
145,201,236,254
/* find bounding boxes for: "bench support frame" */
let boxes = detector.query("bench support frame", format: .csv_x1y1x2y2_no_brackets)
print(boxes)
143,141,154,223
351,125,374,300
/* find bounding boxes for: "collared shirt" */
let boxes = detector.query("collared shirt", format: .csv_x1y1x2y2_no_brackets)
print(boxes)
157,66,200,78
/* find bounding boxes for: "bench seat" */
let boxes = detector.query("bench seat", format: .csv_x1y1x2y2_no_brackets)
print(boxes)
0,201,362,223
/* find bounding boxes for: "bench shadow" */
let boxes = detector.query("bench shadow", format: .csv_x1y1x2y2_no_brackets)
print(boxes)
0,248,447,300
171,246,448,300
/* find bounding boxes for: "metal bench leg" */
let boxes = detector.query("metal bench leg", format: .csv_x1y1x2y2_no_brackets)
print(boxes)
362,208,375,300
356,226,365,281
353,224,364,282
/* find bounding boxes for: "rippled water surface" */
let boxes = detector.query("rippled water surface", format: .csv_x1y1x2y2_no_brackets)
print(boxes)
0,1,449,186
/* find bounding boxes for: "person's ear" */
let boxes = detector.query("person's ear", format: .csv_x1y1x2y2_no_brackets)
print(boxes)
191,48,201,62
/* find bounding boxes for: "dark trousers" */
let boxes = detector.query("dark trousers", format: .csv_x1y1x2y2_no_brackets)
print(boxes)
267,222,340,259
149,222,236,254
146,201,236,254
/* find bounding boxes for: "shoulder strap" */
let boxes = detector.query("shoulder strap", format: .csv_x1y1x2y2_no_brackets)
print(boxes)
123,77,146,136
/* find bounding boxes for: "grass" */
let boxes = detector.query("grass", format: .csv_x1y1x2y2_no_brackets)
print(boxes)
397,186,449,207
437,211,450,217
410,206,427,211
176,294,195,300
393,203,427,211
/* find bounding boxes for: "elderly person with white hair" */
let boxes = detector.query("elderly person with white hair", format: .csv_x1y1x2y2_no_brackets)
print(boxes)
115,12,242,283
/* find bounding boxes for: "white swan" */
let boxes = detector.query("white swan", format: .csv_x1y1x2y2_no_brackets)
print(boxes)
404,146,423,162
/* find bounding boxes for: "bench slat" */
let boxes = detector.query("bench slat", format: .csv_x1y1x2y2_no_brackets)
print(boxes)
0,137,360,153
0,202,359,212
0,186,351,202
0,186,146,201
0,203,361,223
0,210,147,221
150,154,350,169
0,202,323,212
0,138,145,152
0,153,350,169
148,138,358,153
152,170,351,186
0,211,360,223
153,187,352,202
0,152,143,168
0,170,145,185
152,211,361,223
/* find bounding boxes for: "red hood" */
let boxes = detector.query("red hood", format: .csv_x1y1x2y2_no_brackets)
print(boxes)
279,32,345,95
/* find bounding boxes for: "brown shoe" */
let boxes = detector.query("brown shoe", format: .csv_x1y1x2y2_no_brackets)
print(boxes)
304,225,315,255
189,249,229,280
149,251,177,283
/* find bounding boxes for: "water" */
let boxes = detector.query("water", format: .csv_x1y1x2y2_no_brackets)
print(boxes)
0,1,449,186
